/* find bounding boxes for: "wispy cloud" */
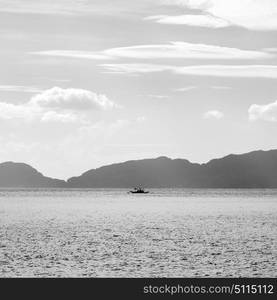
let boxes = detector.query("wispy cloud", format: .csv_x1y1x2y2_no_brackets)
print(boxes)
0,0,137,16
32,50,111,60
174,86,231,92
104,42,270,59
264,48,277,53
173,86,197,92
0,0,89,15
145,14,231,28
210,86,232,90
100,63,169,74
175,65,277,78
0,0,161,17
0,85,42,93
32,42,273,61
162,0,277,31
100,64,277,78
2,0,277,31
148,94,169,99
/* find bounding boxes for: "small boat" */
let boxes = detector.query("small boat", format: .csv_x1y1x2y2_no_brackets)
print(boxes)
129,187,149,194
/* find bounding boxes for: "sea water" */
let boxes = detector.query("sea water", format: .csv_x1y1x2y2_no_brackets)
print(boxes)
0,189,276,277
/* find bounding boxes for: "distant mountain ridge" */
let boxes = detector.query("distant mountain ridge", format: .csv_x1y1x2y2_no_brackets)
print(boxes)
1,149,277,188
67,150,277,188
0,162,66,188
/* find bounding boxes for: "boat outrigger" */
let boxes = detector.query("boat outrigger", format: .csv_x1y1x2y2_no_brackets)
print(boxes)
129,187,149,194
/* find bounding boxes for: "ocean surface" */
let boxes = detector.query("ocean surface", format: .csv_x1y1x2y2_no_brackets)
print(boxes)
0,189,276,277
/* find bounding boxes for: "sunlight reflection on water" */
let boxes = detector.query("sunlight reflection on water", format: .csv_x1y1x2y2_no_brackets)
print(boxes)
0,189,276,277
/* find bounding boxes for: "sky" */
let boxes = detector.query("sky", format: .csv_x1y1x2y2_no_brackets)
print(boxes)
0,0,277,179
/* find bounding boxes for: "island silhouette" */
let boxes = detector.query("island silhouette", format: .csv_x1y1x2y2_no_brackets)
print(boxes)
1,149,277,188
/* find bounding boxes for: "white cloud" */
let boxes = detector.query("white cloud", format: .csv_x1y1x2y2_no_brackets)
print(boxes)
164,0,277,31
203,110,224,120
0,102,39,121
34,43,273,61
0,87,116,123
30,87,115,111
249,100,277,122
40,111,78,123
100,63,277,78
145,14,231,28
